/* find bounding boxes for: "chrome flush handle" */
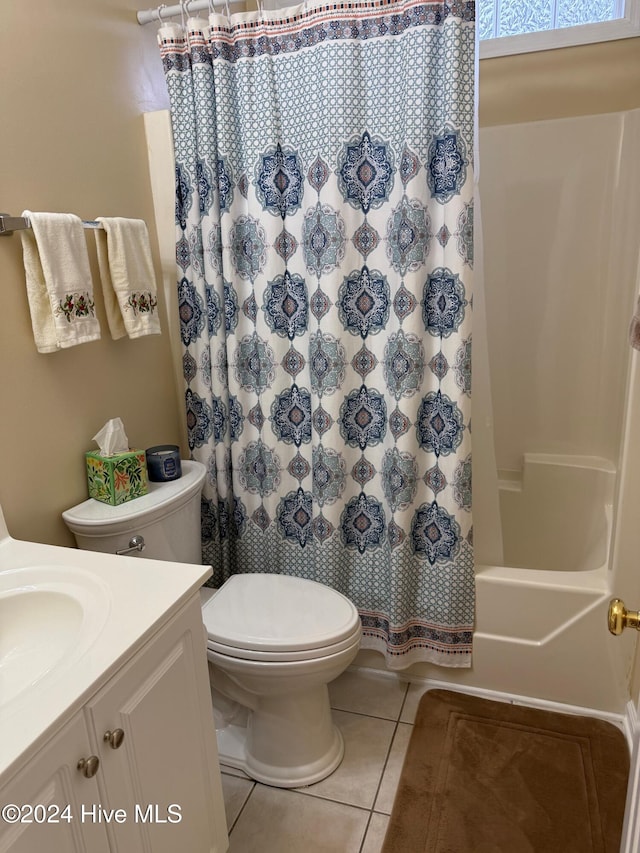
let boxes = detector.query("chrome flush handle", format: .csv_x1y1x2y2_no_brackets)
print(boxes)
115,535,145,556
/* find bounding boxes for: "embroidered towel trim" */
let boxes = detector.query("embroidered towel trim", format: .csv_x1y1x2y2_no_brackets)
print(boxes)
630,295,640,350
20,211,100,353
94,217,161,340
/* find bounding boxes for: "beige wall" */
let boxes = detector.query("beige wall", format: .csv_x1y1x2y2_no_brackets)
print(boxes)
480,36,640,127
0,0,176,547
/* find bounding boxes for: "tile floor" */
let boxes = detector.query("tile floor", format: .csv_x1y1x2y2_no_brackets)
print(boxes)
219,667,430,853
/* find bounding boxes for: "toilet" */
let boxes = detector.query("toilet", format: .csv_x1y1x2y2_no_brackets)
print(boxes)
62,460,362,787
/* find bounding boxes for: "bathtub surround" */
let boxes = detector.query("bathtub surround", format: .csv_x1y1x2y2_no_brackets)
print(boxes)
498,454,614,573
158,0,476,669
382,689,629,853
20,211,100,353
479,111,640,475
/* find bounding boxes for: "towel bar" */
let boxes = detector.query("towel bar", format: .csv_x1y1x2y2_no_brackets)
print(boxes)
0,213,103,236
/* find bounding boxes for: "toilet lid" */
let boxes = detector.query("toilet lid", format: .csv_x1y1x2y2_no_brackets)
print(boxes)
202,573,360,654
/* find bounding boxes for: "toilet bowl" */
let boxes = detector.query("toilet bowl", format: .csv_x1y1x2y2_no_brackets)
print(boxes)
203,572,361,786
62,460,362,787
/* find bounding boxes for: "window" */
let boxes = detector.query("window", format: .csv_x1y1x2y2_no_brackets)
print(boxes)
479,0,640,58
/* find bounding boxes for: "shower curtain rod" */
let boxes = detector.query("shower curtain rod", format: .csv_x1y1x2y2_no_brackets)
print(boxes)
138,1,230,25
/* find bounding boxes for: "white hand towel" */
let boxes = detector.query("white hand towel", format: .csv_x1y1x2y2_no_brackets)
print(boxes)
20,211,100,353
94,217,161,339
630,295,640,350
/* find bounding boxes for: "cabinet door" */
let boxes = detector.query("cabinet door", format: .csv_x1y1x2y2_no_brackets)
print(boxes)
85,598,228,853
0,711,110,853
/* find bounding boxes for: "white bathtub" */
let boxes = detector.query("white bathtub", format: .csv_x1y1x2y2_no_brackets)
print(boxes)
356,453,629,714
468,453,625,713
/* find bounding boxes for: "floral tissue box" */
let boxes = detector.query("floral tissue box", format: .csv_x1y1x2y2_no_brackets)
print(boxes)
86,450,148,506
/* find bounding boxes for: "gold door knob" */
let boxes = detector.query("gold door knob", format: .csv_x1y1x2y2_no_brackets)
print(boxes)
103,728,125,750
77,755,100,778
608,598,640,635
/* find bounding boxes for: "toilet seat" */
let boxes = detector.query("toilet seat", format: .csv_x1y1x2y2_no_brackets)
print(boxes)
202,573,361,663
206,627,362,662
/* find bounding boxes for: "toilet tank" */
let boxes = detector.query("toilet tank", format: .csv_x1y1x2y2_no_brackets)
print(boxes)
62,460,206,564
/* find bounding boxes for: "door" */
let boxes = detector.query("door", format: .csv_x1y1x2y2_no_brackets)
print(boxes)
607,347,640,851
621,715,640,852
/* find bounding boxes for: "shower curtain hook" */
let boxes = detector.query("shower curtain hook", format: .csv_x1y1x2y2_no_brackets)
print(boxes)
156,3,167,23
180,0,187,28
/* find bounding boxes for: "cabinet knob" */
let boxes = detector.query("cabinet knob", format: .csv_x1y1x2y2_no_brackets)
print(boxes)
77,756,100,778
103,728,125,750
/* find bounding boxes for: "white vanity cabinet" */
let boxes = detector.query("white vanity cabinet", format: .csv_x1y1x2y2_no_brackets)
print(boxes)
84,595,226,852
0,711,109,853
0,596,228,853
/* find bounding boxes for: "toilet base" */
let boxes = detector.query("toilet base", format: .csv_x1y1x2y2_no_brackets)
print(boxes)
210,681,345,787
216,720,344,787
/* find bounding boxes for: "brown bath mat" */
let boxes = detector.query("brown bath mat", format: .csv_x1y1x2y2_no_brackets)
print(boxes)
382,689,629,853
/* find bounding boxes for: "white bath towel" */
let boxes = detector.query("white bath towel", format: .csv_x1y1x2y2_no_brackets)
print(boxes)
20,211,100,353
94,217,161,340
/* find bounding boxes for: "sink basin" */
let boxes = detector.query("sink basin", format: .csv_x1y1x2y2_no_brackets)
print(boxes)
0,566,110,710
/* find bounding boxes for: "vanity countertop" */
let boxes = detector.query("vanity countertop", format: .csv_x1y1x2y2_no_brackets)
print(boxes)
0,514,211,780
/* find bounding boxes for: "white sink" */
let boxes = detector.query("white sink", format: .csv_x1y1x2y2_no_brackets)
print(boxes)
0,566,110,710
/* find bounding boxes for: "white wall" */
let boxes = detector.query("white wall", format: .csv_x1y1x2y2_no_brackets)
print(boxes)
479,110,640,474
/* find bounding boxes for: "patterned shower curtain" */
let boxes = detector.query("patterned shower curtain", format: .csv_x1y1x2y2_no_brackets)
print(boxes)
158,0,475,669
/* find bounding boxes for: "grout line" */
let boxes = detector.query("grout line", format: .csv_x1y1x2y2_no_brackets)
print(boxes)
358,810,375,853
293,786,375,812
330,705,406,723
396,679,412,723
367,680,410,815
226,780,256,835
358,682,410,851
